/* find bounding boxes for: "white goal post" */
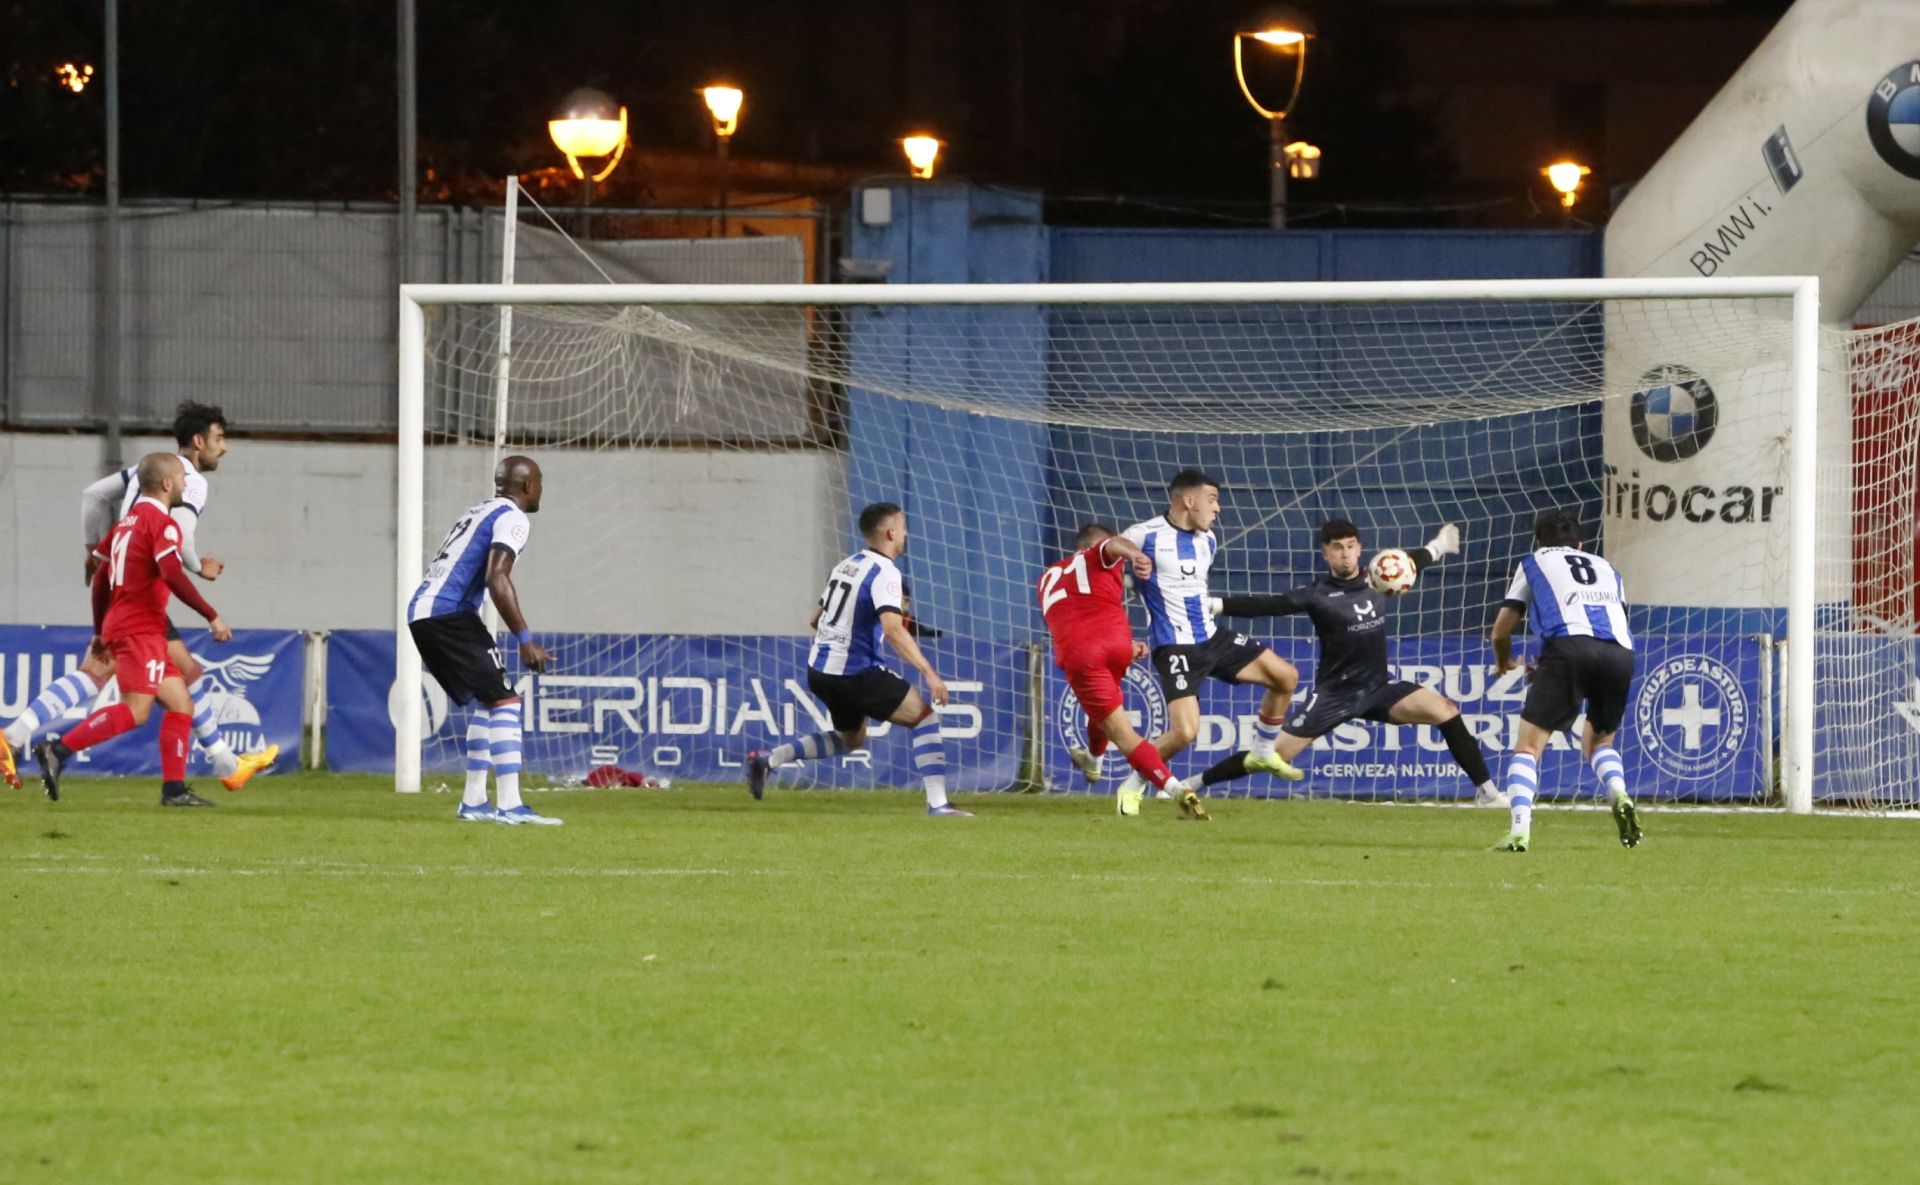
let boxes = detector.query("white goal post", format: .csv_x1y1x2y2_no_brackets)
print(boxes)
396,276,1822,811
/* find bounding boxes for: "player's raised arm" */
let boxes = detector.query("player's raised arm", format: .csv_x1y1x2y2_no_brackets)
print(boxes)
1408,522,1461,572
1096,532,1155,580
1207,588,1310,618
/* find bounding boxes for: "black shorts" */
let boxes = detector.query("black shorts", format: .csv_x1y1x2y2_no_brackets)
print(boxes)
1522,635,1636,734
165,621,182,643
806,667,914,732
408,613,516,706
1284,680,1420,739
1152,629,1269,702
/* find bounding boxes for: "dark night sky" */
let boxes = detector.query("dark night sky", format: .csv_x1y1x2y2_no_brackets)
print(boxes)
5,0,1799,226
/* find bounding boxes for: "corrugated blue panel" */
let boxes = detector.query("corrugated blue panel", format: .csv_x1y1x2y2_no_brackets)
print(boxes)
1050,230,1326,282
1050,227,1600,283
1325,231,1601,281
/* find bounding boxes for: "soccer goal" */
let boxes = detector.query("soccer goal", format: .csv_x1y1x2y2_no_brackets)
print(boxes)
391,275,1889,812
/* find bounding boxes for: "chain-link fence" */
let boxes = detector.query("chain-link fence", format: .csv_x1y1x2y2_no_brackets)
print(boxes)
0,198,819,435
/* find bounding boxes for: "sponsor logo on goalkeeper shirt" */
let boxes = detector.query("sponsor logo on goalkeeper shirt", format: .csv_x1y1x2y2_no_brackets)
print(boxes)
1634,653,1749,780
1868,61,1920,181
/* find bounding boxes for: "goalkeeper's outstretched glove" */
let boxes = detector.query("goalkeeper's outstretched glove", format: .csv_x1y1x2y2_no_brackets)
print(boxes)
1425,523,1461,560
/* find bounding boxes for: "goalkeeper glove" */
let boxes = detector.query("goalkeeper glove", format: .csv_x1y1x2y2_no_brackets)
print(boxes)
1425,523,1461,560
1206,597,1223,616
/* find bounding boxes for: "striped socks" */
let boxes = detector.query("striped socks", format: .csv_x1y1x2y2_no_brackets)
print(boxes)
911,716,948,809
190,696,239,778
5,671,100,748
769,731,848,768
463,713,493,806
1591,745,1629,805
490,702,524,810
1504,752,1539,837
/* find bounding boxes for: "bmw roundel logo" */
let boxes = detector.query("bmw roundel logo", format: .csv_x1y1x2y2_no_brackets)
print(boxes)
1630,364,1717,463
1867,61,1920,181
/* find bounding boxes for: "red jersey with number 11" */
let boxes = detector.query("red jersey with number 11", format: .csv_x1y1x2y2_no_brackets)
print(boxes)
1038,542,1130,644
95,498,186,639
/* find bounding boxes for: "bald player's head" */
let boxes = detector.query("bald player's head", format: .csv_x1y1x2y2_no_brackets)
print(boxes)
137,452,185,506
495,454,543,513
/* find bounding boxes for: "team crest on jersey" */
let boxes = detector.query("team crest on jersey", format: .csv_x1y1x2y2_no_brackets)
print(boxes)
1633,653,1749,780
1630,365,1718,462
1053,665,1167,767
1867,61,1920,180
188,651,278,756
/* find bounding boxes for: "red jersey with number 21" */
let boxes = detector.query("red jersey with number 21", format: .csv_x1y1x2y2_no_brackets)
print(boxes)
97,498,185,639
1038,542,1130,651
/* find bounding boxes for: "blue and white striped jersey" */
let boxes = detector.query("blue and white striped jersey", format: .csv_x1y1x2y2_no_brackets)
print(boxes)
408,497,532,623
1502,546,1633,649
809,549,903,676
1122,515,1218,648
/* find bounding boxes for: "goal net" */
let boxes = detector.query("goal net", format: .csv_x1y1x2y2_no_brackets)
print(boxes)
396,277,1893,811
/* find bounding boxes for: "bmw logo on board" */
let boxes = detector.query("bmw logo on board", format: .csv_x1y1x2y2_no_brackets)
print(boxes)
1868,61,1920,181
1630,365,1718,463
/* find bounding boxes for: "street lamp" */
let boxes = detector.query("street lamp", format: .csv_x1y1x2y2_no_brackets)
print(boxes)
702,84,744,236
548,87,628,239
1234,6,1316,228
901,134,942,180
1543,160,1591,209
1284,141,1322,179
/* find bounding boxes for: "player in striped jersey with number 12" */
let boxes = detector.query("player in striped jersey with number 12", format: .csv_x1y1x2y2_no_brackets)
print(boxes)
1489,510,1642,853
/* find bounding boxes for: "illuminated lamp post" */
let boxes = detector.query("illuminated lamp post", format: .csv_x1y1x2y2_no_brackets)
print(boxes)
1233,6,1316,228
702,85,744,236
1544,160,1592,209
548,88,628,240
901,134,942,180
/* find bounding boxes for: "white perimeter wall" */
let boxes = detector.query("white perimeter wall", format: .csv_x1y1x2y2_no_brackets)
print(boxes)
0,433,840,634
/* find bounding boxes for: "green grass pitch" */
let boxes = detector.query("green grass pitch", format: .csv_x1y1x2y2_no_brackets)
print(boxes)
3,776,1917,1184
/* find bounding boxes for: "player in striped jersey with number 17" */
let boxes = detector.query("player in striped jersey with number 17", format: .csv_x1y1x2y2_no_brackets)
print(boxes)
1039,523,1194,815
748,502,967,816
1489,510,1642,852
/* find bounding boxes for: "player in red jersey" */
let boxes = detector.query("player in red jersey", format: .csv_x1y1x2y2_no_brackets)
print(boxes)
33,454,234,807
1039,522,1197,818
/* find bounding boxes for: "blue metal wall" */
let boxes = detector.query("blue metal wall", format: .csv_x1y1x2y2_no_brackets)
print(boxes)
844,186,1607,641
1050,227,1600,284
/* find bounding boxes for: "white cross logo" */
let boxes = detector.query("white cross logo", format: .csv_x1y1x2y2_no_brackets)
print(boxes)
1661,683,1721,750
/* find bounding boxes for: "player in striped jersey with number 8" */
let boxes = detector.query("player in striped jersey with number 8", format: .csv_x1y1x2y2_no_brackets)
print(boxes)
1489,509,1642,852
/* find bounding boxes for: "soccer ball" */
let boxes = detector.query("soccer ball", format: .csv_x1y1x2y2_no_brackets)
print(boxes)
1367,549,1416,595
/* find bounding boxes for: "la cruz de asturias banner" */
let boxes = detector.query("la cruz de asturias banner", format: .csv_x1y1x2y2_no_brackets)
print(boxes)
326,631,1028,790
332,627,1769,801
1040,631,1769,802
0,625,303,778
